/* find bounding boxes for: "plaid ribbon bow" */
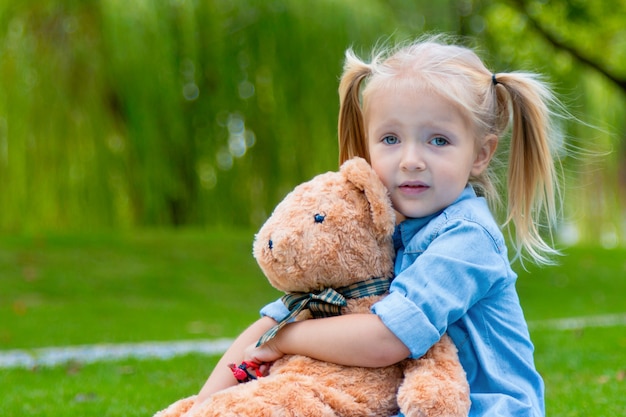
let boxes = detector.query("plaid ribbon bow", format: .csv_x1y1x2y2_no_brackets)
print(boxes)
257,276,392,346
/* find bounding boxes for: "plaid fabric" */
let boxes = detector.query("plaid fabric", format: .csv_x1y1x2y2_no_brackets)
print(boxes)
257,276,392,346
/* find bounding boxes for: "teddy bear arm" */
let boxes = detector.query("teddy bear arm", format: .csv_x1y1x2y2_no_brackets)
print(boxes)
185,362,400,417
397,334,471,417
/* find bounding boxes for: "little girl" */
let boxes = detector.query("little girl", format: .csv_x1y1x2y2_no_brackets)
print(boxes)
187,36,562,416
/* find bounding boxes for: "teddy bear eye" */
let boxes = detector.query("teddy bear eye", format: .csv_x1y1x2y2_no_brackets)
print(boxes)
314,213,325,223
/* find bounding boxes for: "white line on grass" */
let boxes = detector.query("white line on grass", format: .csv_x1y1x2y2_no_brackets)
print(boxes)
527,312,626,331
0,338,234,369
1,313,625,369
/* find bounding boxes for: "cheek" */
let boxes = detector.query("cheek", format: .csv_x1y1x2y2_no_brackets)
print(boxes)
369,158,390,187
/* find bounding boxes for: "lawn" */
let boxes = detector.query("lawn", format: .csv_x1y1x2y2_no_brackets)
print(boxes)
1,231,625,416
0,230,282,349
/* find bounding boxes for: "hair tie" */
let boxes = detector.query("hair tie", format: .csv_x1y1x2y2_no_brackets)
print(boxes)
492,74,499,86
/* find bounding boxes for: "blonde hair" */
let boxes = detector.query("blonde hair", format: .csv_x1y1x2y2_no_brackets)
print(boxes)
338,35,562,265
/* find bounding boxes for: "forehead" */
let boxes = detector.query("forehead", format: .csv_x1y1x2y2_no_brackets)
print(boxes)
364,80,472,129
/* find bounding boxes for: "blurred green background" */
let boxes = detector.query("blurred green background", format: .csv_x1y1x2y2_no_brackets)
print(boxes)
0,0,624,245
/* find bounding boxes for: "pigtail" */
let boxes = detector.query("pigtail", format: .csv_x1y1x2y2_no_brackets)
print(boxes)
338,49,372,165
495,73,561,264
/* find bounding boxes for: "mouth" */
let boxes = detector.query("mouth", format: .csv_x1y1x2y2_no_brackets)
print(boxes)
398,181,429,194
399,180,428,189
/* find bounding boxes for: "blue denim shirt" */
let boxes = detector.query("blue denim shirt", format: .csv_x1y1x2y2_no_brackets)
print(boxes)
261,186,545,416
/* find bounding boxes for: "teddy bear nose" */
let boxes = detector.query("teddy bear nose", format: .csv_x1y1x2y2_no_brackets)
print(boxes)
268,239,273,250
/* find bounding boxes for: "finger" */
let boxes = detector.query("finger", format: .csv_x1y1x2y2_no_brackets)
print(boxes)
259,362,272,376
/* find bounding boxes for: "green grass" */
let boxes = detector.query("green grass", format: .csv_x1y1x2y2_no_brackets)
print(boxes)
517,246,626,321
533,327,626,416
1,232,625,416
0,354,218,417
0,230,281,349
519,246,626,416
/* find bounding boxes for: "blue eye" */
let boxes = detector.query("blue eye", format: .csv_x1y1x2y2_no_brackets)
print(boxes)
268,239,273,250
382,135,399,145
314,214,325,223
430,136,448,146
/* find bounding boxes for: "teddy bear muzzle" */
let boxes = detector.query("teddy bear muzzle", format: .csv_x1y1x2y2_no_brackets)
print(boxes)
262,230,300,267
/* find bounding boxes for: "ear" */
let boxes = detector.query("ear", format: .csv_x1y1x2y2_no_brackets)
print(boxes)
340,157,395,239
471,134,498,176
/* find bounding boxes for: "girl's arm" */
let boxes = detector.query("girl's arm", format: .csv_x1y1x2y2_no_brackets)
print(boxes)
183,316,277,415
246,313,410,367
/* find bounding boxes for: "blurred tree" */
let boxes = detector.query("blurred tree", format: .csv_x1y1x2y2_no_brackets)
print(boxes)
508,0,626,92
0,0,624,245
484,0,626,245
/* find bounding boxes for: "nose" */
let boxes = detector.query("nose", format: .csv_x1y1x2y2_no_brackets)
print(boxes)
400,146,426,171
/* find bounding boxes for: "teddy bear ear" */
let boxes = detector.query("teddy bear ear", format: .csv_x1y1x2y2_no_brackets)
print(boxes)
340,157,396,239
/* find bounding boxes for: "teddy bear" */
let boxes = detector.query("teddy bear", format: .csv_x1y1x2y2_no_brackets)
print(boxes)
154,157,470,417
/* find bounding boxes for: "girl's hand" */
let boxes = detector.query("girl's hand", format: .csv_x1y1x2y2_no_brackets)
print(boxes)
244,339,284,368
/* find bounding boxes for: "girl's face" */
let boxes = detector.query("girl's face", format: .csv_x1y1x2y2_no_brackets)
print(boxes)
366,86,493,223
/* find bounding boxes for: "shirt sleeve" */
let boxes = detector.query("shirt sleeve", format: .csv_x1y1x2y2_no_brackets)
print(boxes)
372,216,510,358
259,298,290,322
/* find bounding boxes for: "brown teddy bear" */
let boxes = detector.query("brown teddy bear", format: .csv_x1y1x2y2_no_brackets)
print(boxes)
155,157,470,417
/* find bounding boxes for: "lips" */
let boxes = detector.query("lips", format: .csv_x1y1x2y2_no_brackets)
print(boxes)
398,181,429,194
399,180,428,189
